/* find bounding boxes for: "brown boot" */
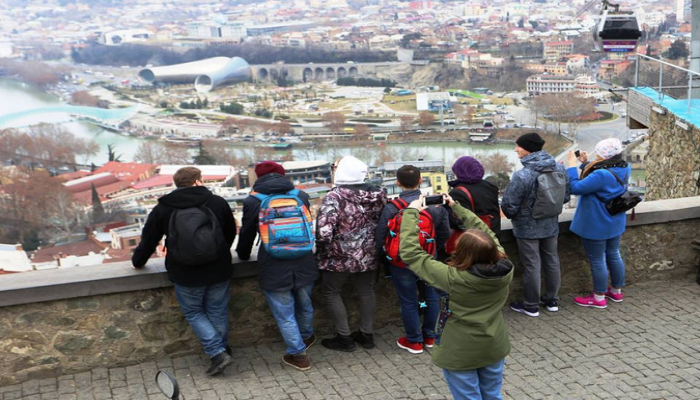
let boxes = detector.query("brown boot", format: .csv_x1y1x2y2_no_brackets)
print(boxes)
282,353,311,371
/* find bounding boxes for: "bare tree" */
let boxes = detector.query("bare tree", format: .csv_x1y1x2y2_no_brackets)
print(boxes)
418,111,435,129
354,123,370,137
71,91,100,107
399,115,414,131
275,120,294,134
0,168,83,245
322,112,346,135
480,153,515,177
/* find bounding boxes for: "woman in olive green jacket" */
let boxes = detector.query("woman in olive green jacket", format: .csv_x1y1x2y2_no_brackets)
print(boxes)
400,194,513,400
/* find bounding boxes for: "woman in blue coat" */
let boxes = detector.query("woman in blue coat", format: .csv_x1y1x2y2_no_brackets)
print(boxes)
566,138,629,309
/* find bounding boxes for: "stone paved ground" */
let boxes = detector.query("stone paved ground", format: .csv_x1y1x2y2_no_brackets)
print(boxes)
2,279,700,400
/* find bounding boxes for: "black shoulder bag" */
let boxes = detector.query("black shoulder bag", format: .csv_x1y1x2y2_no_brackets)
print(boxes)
596,169,643,218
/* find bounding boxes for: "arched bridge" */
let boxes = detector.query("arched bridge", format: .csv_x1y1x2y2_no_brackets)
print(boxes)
250,62,410,83
0,105,140,130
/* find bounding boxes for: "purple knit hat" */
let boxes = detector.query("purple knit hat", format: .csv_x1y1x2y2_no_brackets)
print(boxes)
452,156,485,184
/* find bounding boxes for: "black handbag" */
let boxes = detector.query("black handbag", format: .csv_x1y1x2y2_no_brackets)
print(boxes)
597,169,643,215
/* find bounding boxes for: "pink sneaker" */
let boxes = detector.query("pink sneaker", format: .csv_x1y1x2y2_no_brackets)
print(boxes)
605,288,623,303
573,294,607,309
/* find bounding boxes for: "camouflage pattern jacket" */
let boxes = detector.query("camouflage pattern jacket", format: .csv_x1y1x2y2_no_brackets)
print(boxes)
315,184,387,273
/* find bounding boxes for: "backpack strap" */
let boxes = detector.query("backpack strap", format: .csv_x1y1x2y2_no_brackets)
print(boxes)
251,191,269,202
390,198,409,211
454,186,476,210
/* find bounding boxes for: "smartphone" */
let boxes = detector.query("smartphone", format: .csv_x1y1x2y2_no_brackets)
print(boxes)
574,149,581,158
423,195,445,207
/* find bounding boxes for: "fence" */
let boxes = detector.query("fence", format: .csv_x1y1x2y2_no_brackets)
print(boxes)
633,53,700,114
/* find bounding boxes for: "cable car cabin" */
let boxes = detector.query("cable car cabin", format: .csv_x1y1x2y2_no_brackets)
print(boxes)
594,11,642,53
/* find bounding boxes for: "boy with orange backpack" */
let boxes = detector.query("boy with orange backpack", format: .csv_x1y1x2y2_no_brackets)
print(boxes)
375,165,450,354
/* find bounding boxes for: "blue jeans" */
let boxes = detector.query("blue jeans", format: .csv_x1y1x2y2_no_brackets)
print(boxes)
264,284,314,355
581,235,625,294
443,359,505,400
390,265,439,343
173,281,230,358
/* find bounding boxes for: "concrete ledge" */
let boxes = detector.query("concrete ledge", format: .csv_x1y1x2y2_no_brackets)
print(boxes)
1,196,698,308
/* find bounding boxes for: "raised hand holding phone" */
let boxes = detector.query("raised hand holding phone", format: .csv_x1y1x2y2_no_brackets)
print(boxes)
422,194,445,207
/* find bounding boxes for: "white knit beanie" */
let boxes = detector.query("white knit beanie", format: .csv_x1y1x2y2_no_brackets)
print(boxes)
595,138,624,159
333,155,368,185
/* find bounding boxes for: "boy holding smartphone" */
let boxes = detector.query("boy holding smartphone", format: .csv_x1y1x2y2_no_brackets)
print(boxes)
375,165,450,354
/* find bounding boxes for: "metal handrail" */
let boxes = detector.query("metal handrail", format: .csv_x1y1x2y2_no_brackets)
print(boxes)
634,53,700,113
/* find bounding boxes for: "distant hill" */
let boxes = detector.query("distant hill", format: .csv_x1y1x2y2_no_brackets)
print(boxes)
72,43,397,67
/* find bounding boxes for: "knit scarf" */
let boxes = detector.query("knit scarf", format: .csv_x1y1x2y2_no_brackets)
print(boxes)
581,155,628,179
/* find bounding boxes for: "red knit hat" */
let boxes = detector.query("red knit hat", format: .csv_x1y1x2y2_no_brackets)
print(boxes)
254,161,285,177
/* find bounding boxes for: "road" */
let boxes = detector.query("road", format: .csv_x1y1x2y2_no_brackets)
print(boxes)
502,95,637,156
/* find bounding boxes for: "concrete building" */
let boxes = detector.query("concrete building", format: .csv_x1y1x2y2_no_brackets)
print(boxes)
138,57,251,92
110,224,142,250
101,29,152,46
544,40,574,61
526,74,599,97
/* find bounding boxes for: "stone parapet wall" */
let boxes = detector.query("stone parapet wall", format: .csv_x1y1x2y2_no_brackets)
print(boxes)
0,197,698,386
645,109,700,200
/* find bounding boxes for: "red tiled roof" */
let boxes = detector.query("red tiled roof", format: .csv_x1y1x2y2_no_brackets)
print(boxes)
131,174,229,191
131,174,174,190
31,240,106,264
72,180,134,204
54,170,92,182
93,161,157,182
65,174,120,193
545,41,573,46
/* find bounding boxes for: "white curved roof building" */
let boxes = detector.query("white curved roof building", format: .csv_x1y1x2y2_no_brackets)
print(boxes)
138,57,251,92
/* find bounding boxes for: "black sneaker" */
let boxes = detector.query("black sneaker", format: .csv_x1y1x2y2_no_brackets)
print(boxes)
350,331,375,349
206,352,232,376
225,345,232,356
509,301,540,317
321,334,356,352
540,299,559,312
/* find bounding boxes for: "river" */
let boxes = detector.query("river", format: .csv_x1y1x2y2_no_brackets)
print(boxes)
0,77,522,168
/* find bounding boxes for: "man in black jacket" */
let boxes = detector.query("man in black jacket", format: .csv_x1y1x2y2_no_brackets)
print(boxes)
236,161,318,371
132,167,236,376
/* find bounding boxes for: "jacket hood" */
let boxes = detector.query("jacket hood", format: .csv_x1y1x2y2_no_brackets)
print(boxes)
333,186,384,207
465,259,514,291
333,155,368,185
158,186,213,209
252,173,295,194
521,150,557,173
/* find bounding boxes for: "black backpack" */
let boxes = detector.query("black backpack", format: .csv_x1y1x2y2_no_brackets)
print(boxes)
167,204,226,265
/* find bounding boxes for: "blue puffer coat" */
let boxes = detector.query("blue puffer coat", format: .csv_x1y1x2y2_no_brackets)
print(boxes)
501,151,570,239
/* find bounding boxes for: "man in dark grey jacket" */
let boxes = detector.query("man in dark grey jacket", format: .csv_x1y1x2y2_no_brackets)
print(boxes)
501,133,570,317
236,161,318,371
